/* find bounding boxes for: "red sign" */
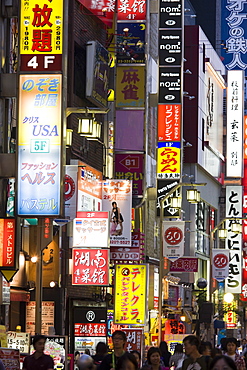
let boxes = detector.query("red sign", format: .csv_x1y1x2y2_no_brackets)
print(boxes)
170,258,198,272
164,226,183,245
164,319,185,335
158,104,181,141
74,323,107,337
122,328,143,353
214,254,228,268
72,248,109,285
0,219,15,267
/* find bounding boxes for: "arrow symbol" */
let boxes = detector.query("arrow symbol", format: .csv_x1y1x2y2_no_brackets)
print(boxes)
119,155,140,170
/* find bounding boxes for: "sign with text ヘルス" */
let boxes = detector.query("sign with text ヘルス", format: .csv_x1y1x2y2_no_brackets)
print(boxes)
114,264,147,325
72,248,109,286
17,74,62,216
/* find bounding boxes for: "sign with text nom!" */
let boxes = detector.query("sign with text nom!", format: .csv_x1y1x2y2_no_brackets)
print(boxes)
20,0,63,71
72,248,109,286
17,74,62,216
0,219,15,268
114,264,147,325
73,212,110,248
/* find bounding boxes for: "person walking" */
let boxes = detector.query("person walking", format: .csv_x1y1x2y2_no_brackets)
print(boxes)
182,335,210,370
224,338,246,370
159,342,171,368
99,330,126,370
169,344,186,370
141,347,167,370
23,334,54,370
92,342,108,368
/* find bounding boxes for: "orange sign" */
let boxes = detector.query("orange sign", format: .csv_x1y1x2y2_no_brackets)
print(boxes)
158,104,181,141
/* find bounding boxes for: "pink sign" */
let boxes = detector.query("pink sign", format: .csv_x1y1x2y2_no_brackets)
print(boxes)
74,323,107,337
115,154,144,196
72,248,109,285
170,258,198,272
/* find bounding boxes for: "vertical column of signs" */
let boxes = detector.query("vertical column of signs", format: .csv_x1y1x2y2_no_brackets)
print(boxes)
157,0,183,216
18,0,64,217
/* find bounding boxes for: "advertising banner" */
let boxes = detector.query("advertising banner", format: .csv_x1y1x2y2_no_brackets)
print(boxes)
30,335,67,368
225,186,242,293
159,30,182,66
73,212,110,248
159,0,182,29
17,74,62,216
19,0,63,71
116,66,145,107
26,301,54,335
114,264,147,325
115,154,144,196
72,248,109,286
157,142,181,180
122,328,143,353
7,332,30,354
102,180,132,247
212,249,229,281
170,258,198,272
224,302,237,329
156,180,180,218
163,221,185,261
226,70,243,178
0,348,19,370
159,67,181,104
64,165,78,220
241,116,247,301
158,104,181,142
116,23,145,64
74,323,106,337
0,219,15,268
77,162,102,213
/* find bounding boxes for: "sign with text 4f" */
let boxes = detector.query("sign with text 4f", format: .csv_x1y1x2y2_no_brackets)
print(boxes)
73,212,110,248
163,221,185,261
72,248,109,286
157,142,181,180
212,249,229,281
17,74,62,216
0,219,15,268
20,0,63,71
114,264,147,325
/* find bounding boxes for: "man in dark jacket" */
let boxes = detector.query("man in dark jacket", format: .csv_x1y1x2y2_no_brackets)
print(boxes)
23,334,54,370
99,330,126,370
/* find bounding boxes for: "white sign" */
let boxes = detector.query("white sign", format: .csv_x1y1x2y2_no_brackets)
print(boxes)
73,212,110,248
163,221,185,261
226,70,243,178
65,165,78,220
212,249,230,281
225,186,242,293
7,331,30,354
102,180,132,247
26,301,54,335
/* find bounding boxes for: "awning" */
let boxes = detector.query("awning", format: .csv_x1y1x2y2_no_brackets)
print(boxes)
10,289,30,302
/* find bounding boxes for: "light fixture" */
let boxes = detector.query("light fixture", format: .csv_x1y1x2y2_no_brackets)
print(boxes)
223,292,234,304
66,129,73,147
78,117,94,136
49,281,57,288
31,256,38,263
184,69,192,74
231,222,242,234
186,189,200,203
218,228,228,239
170,196,182,209
88,121,102,141
180,315,186,322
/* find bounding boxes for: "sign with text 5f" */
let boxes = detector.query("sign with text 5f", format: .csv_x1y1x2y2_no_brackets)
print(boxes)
17,74,62,216
20,0,63,71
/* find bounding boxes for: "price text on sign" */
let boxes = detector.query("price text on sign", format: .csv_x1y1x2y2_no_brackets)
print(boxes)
164,227,183,245
214,254,228,268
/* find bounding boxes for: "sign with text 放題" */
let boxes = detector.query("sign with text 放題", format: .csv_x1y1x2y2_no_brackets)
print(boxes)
17,74,62,216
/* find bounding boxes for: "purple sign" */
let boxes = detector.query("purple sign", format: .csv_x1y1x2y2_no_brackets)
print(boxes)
170,258,198,272
115,154,144,196
115,110,144,151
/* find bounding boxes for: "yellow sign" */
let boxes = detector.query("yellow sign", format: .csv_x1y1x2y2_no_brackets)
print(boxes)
20,0,63,54
116,66,145,107
0,270,18,283
114,264,147,325
157,142,181,180
224,302,237,328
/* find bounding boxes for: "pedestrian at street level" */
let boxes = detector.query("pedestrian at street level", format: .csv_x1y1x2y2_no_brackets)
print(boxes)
99,330,126,370
141,347,167,370
23,334,54,370
159,341,171,368
116,352,138,370
182,335,210,370
224,338,246,370
169,344,186,370
210,348,222,359
130,351,141,368
92,342,108,368
242,339,247,355
209,355,237,370
199,342,212,358
77,354,96,370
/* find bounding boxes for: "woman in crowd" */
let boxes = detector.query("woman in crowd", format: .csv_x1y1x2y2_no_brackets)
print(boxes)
169,344,185,370
141,347,167,370
209,355,237,370
159,342,171,368
224,338,246,370
116,352,138,370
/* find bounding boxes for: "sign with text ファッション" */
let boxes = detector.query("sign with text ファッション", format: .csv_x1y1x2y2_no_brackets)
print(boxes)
212,249,229,281
114,264,147,325
17,74,62,216
73,212,110,248
163,221,185,261
72,248,109,286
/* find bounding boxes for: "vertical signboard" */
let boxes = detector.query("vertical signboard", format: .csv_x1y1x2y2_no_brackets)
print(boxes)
115,154,144,196
226,70,243,178
17,74,62,216
225,186,242,294
114,264,147,325
212,249,230,281
0,219,15,268
241,116,247,301
77,163,102,213
162,221,185,261
102,180,132,247
19,0,63,72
